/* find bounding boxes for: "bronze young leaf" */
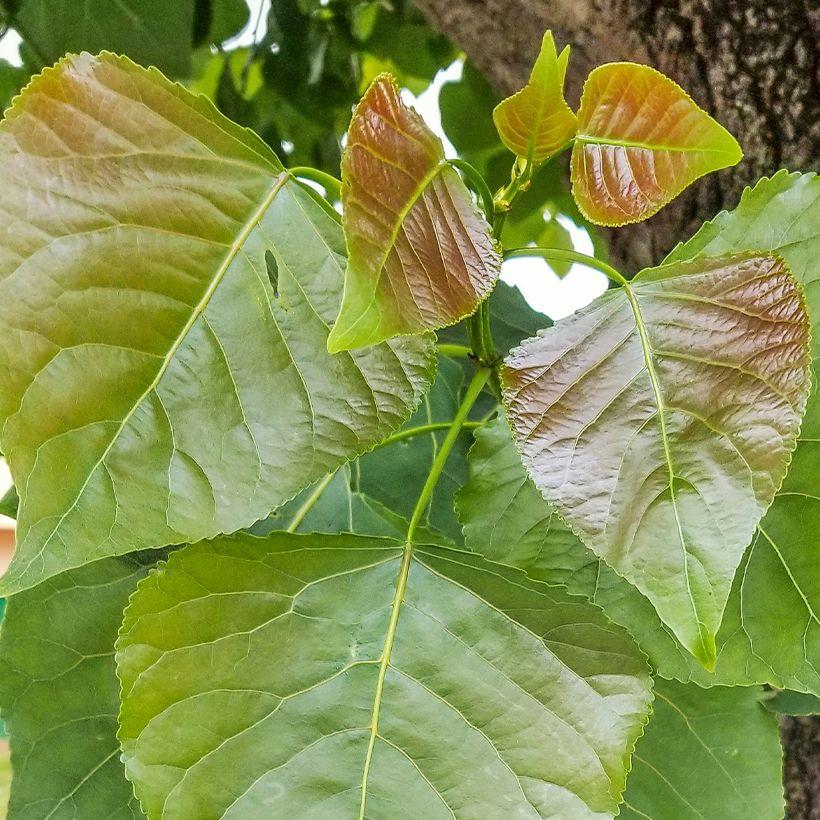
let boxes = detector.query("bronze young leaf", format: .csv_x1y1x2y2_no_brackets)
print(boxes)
327,75,501,352
502,254,811,668
571,62,743,225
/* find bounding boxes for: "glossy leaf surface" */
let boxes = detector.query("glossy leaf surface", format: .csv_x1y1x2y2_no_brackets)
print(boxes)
571,63,742,225
492,31,577,164
116,532,652,818
502,254,811,666
621,680,783,819
459,416,820,692
0,53,435,594
327,75,500,352
0,553,162,818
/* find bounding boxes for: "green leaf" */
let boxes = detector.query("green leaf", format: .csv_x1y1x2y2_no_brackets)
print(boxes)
327,74,501,352
0,53,435,594
436,280,552,357
502,254,812,667
116,532,652,817
250,464,454,546
764,690,820,716
11,1,197,76
492,31,577,165
355,357,477,543
0,552,164,818
0,483,17,519
571,63,742,226
621,680,783,820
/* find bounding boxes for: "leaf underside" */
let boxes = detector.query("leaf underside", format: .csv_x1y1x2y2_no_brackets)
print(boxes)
570,62,743,226
502,253,811,667
492,31,577,164
0,52,435,594
116,532,652,819
327,74,500,352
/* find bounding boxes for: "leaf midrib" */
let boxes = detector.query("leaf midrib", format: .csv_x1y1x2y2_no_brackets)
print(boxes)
11,172,290,587
575,133,735,155
623,285,710,662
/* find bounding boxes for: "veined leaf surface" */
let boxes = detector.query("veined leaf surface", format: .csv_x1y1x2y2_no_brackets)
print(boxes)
327,75,501,352
0,552,163,819
621,680,783,819
502,254,811,667
570,63,742,225
492,31,577,164
459,416,820,693
665,170,820,690
0,53,435,594
116,532,652,818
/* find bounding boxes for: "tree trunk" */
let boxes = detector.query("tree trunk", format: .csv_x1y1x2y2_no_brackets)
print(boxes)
412,0,820,815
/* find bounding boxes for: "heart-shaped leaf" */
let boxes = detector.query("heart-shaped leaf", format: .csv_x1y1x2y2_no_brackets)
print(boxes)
664,170,820,690
116,532,652,817
326,75,501,352
571,63,742,225
492,31,577,165
0,53,435,594
0,552,163,819
502,254,811,667
621,680,783,819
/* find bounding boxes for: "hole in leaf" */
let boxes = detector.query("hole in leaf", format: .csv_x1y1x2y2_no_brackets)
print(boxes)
265,249,279,298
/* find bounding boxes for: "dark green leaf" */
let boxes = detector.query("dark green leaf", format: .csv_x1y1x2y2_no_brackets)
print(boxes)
0,553,164,818
12,0,196,76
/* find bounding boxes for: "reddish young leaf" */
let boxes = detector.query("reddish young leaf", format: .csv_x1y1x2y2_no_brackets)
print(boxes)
492,31,577,164
502,254,811,667
327,75,500,352
571,63,742,226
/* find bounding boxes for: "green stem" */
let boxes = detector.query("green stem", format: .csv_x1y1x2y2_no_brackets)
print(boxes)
286,471,335,533
447,158,495,222
406,368,491,541
358,367,491,817
504,246,628,286
437,343,473,359
377,420,484,448
289,166,343,200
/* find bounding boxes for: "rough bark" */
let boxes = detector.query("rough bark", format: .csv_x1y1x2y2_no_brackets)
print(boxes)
413,0,820,815
414,0,818,272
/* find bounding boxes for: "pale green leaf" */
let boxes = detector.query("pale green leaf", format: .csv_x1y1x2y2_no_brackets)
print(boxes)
621,680,783,820
502,254,812,667
116,532,652,818
0,53,435,594
492,31,577,164
0,553,163,819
